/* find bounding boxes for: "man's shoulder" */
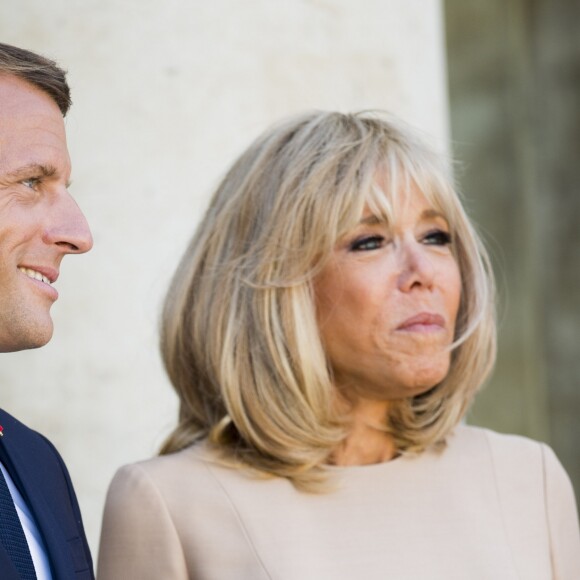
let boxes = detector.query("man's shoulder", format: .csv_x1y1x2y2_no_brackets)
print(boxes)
1,407,41,433
0,408,94,577
0,408,77,508
0,407,64,462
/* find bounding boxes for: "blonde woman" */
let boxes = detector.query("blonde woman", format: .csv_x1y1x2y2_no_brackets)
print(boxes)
98,111,580,579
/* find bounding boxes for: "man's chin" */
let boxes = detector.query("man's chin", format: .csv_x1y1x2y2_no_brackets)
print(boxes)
27,326,54,350
0,322,54,352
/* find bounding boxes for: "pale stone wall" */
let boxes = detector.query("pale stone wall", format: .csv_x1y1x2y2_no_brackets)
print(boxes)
0,0,449,554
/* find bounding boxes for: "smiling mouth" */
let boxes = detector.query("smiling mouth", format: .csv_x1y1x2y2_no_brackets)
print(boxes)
18,267,53,285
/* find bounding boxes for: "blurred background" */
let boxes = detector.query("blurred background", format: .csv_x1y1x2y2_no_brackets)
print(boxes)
0,0,578,556
445,0,580,506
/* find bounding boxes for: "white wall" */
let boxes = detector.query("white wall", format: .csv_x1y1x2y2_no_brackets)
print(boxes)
0,0,449,556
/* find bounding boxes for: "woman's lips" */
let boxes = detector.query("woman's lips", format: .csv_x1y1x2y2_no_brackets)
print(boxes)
396,312,446,332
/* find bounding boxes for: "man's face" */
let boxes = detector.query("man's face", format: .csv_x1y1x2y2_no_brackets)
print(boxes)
0,74,92,352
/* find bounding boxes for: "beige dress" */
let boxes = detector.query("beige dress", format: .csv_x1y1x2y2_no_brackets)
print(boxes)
97,425,580,579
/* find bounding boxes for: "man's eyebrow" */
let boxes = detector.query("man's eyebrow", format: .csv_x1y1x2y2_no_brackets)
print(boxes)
6,163,72,187
7,163,58,179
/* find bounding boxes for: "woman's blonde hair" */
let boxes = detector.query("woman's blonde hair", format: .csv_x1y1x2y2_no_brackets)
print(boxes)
160,111,496,490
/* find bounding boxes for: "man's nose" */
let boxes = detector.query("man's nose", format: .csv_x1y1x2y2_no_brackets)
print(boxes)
397,241,435,292
43,191,93,254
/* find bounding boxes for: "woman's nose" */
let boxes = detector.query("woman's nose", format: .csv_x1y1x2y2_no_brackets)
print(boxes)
397,241,435,292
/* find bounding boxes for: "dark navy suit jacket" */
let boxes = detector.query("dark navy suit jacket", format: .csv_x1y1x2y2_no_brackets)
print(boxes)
0,409,94,579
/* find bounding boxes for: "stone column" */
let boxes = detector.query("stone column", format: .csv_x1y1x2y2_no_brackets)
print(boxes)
0,0,449,551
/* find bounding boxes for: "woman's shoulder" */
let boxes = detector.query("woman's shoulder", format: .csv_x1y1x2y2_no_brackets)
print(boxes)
108,440,231,494
103,440,261,541
450,424,575,508
450,424,559,475
105,439,280,515
99,442,276,579
451,425,580,575
451,423,546,458
452,423,560,461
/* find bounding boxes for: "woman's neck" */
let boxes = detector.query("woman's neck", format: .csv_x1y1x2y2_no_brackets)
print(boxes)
331,397,398,466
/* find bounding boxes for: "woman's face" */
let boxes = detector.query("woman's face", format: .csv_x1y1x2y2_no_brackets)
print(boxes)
314,187,461,403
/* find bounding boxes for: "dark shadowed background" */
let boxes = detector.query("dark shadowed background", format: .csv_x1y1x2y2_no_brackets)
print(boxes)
445,0,580,502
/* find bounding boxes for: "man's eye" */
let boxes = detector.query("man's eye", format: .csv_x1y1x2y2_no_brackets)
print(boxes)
21,177,41,189
423,230,452,246
349,235,385,251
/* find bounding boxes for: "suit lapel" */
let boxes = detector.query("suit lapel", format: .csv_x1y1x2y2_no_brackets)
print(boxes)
0,416,76,580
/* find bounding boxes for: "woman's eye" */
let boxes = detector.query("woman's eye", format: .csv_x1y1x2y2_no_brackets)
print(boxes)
423,230,452,246
349,235,385,251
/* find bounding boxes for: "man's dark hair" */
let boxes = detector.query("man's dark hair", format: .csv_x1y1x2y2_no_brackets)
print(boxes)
0,43,71,116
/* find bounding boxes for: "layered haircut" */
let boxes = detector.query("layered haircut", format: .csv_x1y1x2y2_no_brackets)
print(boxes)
160,111,496,490
0,43,71,116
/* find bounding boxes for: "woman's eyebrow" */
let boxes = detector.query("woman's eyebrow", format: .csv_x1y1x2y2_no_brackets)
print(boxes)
358,209,447,226
359,214,384,225
421,209,447,221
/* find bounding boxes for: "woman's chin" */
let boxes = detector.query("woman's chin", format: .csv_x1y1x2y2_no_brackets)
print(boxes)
393,359,451,398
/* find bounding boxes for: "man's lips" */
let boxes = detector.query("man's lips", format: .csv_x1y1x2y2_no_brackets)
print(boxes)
17,265,60,301
396,312,446,332
18,265,59,284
